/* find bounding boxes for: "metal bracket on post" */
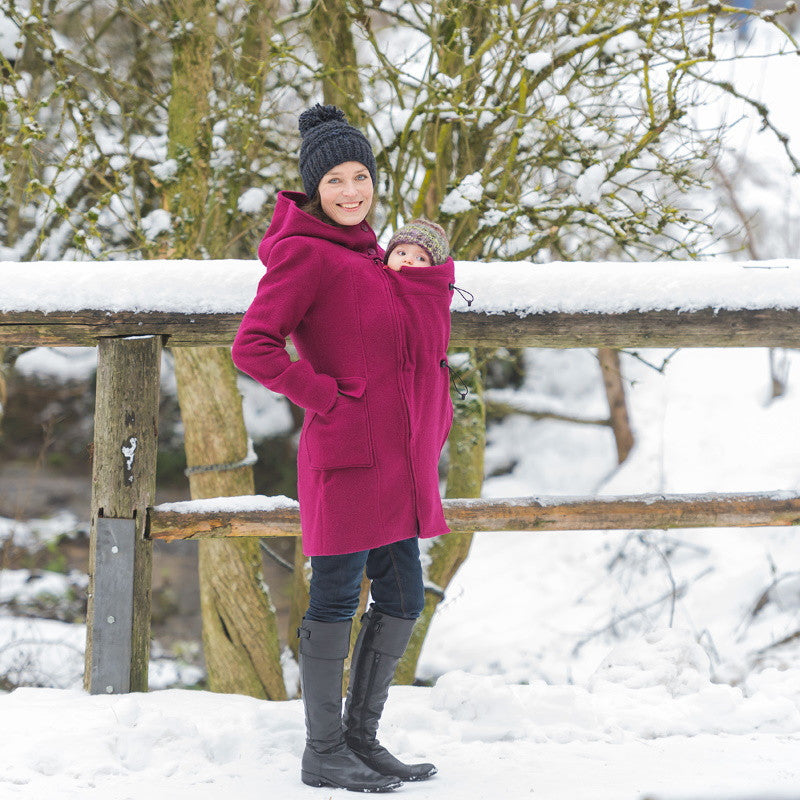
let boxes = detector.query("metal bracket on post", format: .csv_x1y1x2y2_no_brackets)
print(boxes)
89,516,136,695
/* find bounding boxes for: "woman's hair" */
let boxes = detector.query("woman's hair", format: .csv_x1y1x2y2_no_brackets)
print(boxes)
300,191,340,226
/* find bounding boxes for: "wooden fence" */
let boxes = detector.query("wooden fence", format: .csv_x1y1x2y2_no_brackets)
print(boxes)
2,268,799,695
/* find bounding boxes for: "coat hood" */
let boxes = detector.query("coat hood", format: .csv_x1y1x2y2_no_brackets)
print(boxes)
258,190,379,266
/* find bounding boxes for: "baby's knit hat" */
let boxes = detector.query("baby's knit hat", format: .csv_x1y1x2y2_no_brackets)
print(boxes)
298,104,377,197
385,219,450,266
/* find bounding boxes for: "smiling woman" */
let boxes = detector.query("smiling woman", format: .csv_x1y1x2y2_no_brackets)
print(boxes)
295,104,377,229
317,162,374,227
231,103,453,792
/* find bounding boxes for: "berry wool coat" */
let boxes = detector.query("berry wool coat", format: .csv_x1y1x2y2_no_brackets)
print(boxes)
231,191,454,556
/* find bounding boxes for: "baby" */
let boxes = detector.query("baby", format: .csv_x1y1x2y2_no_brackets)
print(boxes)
384,218,449,270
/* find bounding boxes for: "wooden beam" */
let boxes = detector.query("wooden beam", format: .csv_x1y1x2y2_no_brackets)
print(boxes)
146,492,800,541
441,493,800,531
449,308,800,349
148,506,302,541
3,307,800,348
0,310,239,347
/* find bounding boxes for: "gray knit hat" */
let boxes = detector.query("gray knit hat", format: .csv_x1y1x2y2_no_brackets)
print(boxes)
298,104,377,197
386,219,450,265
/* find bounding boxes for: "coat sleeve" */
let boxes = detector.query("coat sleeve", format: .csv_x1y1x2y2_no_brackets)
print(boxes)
231,238,339,415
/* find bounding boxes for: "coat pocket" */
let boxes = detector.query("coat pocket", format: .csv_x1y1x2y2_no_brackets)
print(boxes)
304,377,374,470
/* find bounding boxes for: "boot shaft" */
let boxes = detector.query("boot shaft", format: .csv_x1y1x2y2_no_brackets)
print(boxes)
298,617,352,749
343,610,416,744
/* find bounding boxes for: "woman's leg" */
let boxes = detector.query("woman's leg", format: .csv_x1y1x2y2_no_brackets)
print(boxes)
343,538,436,781
306,550,369,622
365,536,425,620
298,549,402,791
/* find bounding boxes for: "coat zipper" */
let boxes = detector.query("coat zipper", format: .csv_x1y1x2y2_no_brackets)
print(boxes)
371,256,420,534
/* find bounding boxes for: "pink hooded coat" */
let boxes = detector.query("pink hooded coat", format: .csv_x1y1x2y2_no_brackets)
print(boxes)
231,191,454,556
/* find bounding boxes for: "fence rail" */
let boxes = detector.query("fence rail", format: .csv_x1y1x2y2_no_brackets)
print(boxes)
147,492,800,541
3,306,800,348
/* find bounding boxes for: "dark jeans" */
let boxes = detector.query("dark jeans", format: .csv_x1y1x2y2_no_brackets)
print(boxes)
306,537,425,622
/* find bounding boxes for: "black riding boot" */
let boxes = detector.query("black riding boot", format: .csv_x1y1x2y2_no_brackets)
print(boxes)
298,617,403,793
343,609,437,781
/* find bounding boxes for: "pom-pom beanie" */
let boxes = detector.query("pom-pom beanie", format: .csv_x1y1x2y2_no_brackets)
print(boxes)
385,219,450,266
298,104,377,197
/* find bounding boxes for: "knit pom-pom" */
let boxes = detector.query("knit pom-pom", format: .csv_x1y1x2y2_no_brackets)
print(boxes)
299,104,347,135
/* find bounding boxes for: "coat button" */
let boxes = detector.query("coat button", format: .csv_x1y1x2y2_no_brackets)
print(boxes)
367,248,376,255
360,223,369,232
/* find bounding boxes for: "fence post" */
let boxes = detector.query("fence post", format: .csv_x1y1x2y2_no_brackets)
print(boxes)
84,335,161,694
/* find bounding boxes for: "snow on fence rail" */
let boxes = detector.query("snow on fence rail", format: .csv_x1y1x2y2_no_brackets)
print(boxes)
3,259,800,348
2,259,799,697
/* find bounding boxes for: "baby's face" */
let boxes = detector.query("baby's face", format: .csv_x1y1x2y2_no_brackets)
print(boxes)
386,243,432,271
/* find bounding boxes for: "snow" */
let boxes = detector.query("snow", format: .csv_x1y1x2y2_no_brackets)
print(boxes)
575,164,607,204
0,673,799,798
237,187,268,214
454,260,800,315
0,260,263,314
0,616,203,691
141,209,173,241
440,172,484,215
0,511,83,550
151,159,178,182
3,258,800,316
523,52,552,72
12,347,98,381
154,494,298,514
237,376,294,440
0,569,88,605
121,437,137,477
0,10,22,61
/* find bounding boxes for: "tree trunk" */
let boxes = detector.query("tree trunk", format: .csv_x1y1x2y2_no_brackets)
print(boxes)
287,538,309,663
598,348,634,464
308,0,366,124
208,0,277,258
0,348,7,438
164,0,284,698
173,347,286,699
395,348,484,684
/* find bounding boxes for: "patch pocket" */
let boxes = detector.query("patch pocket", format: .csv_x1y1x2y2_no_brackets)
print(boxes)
304,378,374,470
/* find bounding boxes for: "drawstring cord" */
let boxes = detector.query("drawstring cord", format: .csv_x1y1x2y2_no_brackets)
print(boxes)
449,283,474,307
445,282,473,397
441,359,468,399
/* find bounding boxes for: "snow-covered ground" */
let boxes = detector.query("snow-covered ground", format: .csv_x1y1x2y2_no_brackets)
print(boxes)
1,679,799,800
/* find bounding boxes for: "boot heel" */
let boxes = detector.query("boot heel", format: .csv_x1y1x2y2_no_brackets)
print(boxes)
301,771,326,787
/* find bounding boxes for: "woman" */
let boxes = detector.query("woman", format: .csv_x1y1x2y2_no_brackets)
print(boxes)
231,104,455,792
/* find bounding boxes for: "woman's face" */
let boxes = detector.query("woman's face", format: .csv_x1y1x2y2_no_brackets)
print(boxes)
318,161,374,226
